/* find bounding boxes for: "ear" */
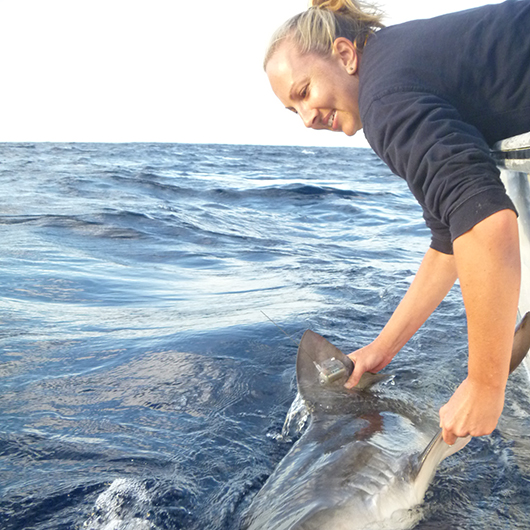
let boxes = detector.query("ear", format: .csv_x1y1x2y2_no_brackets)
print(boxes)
332,37,359,75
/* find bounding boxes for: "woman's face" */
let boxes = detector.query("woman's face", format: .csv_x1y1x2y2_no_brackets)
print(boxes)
265,39,362,136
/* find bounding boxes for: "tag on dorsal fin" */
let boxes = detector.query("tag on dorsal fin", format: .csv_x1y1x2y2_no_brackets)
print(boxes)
296,330,389,402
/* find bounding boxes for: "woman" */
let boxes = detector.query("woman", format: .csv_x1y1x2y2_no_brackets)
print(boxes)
264,0,530,446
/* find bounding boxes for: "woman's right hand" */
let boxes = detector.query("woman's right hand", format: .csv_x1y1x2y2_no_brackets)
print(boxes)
344,341,394,389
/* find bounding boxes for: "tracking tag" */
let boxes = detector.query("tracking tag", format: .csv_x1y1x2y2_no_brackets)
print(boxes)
315,356,354,385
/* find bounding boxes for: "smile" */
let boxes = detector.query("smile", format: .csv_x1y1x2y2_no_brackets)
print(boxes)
327,111,336,128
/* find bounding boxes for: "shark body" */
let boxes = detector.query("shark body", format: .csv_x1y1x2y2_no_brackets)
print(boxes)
243,314,530,530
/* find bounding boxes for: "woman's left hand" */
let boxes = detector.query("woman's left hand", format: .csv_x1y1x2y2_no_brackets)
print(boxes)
439,377,505,445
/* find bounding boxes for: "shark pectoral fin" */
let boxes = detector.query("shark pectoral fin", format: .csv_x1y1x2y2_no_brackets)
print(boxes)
510,311,530,374
414,313,530,485
419,429,471,468
413,429,471,486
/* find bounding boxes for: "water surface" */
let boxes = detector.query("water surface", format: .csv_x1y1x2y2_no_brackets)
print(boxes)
0,143,529,529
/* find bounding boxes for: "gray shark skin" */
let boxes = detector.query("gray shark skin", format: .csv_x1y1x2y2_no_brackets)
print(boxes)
243,313,530,530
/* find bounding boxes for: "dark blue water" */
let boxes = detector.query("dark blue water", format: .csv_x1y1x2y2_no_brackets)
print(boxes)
0,143,529,530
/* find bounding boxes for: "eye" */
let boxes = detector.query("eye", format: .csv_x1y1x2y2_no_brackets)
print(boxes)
287,107,298,114
300,85,309,98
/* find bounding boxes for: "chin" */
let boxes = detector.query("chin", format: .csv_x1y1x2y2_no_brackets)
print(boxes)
345,123,363,137
340,122,357,136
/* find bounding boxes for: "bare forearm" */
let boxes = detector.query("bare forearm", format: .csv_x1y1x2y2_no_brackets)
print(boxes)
439,209,520,443
346,247,457,388
453,209,520,390
376,247,457,356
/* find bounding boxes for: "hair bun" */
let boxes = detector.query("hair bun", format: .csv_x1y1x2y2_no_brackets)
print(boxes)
310,0,377,16
264,0,384,69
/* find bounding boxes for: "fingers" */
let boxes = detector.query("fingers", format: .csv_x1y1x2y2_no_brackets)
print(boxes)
343,342,392,389
441,426,458,446
344,354,364,389
344,368,361,389
439,402,461,445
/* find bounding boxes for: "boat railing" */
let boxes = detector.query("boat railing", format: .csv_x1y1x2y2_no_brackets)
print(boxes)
494,132,530,379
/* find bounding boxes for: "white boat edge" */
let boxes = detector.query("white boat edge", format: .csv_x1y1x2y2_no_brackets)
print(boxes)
495,131,530,381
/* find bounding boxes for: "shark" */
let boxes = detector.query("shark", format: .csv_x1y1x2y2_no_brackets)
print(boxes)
242,313,530,530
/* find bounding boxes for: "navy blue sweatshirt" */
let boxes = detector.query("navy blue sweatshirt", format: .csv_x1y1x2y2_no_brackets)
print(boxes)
359,0,530,253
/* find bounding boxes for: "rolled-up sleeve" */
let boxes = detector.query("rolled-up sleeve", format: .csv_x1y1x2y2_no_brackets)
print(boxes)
362,89,517,254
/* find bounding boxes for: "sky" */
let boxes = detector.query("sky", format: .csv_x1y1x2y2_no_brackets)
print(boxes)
0,0,503,146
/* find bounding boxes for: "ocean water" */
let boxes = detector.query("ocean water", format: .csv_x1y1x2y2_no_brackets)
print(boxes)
0,142,529,530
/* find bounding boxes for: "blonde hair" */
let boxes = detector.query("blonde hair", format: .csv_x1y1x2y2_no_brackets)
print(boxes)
264,0,384,69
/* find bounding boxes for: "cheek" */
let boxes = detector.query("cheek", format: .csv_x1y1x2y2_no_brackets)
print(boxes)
339,85,356,110
332,71,358,107
312,84,334,107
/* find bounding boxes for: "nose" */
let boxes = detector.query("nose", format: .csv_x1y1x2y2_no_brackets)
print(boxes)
299,106,318,129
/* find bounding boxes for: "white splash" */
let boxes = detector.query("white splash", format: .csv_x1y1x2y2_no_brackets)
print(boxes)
83,478,154,530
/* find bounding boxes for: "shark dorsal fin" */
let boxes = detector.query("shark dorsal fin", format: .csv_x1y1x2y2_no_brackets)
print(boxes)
296,330,388,404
